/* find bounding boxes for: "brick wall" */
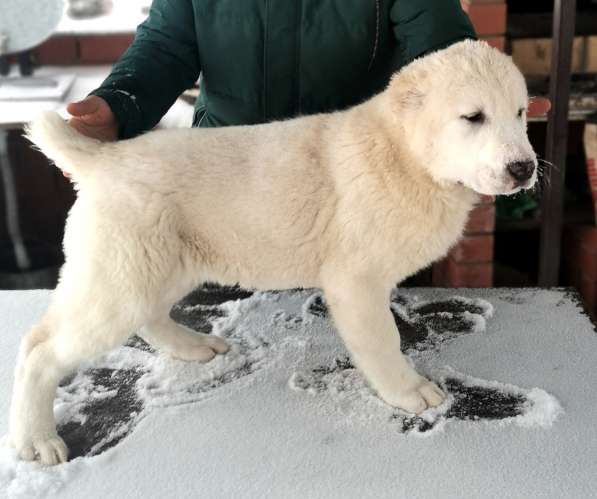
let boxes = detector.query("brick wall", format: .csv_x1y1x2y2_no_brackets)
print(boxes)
461,0,507,51
33,34,134,65
432,197,496,287
563,226,597,319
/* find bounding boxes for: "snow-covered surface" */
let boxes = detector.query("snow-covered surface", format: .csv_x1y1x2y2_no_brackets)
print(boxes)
0,287,596,498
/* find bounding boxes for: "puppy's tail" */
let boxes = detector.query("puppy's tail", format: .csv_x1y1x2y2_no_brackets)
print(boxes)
24,111,106,180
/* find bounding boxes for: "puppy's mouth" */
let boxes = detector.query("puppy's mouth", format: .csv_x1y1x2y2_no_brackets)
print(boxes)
497,179,536,196
506,171,538,194
471,165,538,196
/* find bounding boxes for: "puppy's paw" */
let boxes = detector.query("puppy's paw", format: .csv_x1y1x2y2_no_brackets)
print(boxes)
14,433,68,465
382,378,446,414
173,335,230,362
202,335,230,354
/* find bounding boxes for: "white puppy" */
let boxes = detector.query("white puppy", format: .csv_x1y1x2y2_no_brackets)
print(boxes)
9,40,536,465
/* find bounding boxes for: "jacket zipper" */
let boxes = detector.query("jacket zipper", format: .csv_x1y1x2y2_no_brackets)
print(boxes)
295,0,302,114
262,0,269,121
368,0,380,71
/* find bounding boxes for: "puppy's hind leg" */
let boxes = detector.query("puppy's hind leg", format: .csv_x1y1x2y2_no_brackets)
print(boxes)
6,322,50,450
8,278,144,465
140,304,230,362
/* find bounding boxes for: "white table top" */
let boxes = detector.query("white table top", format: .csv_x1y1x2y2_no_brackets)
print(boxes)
55,1,148,36
0,66,109,130
0,287,596,498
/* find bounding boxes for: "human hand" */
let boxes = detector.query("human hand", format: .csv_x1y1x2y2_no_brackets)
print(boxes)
66,96,118,142
62,96,118,179
527,97,551,118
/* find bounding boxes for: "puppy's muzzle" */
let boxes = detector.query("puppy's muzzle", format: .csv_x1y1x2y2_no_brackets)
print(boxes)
506,160,535,185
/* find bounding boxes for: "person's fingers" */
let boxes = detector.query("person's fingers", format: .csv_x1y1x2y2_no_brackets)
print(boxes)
66,96,100,117
68,117,94,136
528,97,551,117
68,116,118,142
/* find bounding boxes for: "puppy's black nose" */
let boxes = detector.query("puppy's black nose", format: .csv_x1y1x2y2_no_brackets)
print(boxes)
506,160,535,183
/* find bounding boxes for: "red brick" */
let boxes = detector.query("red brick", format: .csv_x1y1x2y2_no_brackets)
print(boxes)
449,235,494,263
563,225,597,248
562,236,580,284
562,225,597,277
461,1,507,35
445,260,493,287
482,36,506,52
477,195,495,205
578,246,597,281
579,276,597,311
575,226,597,251
33,36,78,65
563,226,582,248
79,35,134,64
562,225,597,314
432,258,448,286
581,240,597,256
465,203,496,234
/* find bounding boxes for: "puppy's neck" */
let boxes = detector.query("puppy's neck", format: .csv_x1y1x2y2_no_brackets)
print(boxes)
358,95,476,206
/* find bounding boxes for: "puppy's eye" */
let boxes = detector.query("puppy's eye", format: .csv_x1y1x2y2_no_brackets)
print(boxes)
517,107,525,118
461,111,485,124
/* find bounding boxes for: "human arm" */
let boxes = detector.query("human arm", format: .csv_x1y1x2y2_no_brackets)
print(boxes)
390,0,477,65
66,96,118,142
87,0,201,139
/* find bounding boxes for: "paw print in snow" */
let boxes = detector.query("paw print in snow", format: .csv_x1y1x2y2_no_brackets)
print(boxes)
295,291,557,433
56,285,263,460
306,290,492,352
56,367,146,459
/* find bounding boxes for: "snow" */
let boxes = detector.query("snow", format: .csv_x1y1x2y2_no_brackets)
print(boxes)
1,287,596,498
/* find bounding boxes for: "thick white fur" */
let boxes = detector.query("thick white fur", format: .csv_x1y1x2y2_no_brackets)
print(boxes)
8,41,536,464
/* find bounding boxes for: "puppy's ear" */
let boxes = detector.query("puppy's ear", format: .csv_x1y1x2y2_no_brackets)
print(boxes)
398,87,425,109
389,68,427,110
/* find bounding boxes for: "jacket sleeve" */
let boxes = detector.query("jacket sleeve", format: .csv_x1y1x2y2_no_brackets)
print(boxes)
90,0,200,139
391,0,477,66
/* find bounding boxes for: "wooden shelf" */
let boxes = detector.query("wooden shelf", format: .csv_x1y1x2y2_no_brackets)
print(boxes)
528,108,597,122
526,75,597,122
508,11,597,39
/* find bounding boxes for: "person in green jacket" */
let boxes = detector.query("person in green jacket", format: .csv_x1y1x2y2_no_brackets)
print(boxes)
66,0,549,142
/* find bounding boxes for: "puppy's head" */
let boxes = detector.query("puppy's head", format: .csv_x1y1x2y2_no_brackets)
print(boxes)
389,40,537,196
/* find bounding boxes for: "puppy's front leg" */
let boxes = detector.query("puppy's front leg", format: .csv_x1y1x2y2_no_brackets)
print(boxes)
324,279,444,414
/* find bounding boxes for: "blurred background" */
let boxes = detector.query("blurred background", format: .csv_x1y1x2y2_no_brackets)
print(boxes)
0,0,596,316
0,0,192,289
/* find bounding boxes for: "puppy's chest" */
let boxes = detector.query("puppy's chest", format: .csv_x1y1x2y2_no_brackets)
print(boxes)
375,195,474,271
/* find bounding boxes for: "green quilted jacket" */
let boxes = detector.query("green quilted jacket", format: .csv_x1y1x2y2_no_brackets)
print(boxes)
91,0,476,139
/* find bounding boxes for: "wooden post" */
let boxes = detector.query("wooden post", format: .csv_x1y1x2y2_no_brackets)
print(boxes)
538,0,577,286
